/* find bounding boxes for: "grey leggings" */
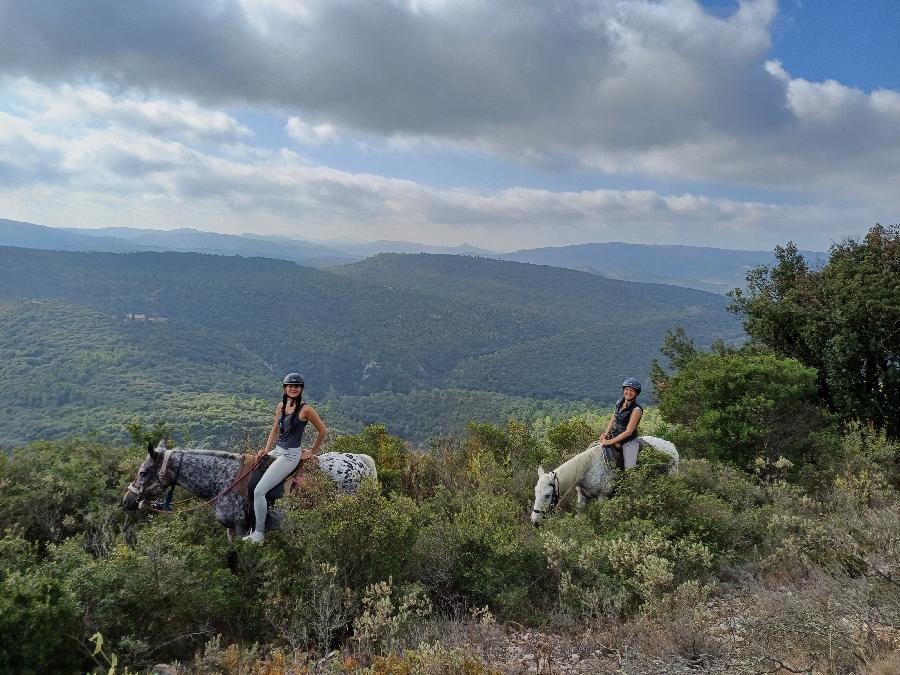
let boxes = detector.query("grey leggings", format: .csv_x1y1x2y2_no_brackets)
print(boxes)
253,446,300,534
622,439,639,469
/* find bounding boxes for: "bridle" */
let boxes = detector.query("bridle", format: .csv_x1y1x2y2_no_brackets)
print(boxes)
126,449,180,503
532,471,560,517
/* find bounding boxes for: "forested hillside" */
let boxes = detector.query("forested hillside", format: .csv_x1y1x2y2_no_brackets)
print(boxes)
0,246,742,446
1,226,896,674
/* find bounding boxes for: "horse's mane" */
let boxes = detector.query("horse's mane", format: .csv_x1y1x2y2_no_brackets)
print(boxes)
552,443,602,494
161,447,242,476
171,447,242,459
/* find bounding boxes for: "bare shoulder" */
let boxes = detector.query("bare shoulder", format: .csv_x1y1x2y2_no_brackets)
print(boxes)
299,402,318,419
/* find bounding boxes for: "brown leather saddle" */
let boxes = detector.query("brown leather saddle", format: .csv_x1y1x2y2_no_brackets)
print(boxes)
233,454,315,528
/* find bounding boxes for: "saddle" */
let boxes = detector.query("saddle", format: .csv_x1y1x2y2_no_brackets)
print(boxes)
601,437,652,470
233,454,316,529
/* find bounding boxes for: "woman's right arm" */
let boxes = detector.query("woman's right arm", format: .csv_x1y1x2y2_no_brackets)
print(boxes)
600,414,614,442
258,404,282,458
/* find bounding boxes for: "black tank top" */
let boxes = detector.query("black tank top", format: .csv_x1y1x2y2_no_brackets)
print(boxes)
611,398,642,443
278,402,308,449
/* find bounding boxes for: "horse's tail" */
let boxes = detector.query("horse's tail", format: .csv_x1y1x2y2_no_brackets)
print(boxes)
639,436,679,475
360,453,378,479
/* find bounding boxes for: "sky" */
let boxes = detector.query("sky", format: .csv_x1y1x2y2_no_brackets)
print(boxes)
0,0,898,252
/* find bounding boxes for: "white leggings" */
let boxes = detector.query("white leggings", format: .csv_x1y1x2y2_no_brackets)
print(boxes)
253,446,300,534
622,439,640,470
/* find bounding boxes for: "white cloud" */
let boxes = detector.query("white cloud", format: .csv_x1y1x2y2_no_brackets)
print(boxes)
8,79,251,143
1,0,895,208
0,0,895,250
0,98,880,251
285,116,338,145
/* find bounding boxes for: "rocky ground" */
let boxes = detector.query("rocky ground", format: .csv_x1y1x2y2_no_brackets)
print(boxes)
153,579,899,674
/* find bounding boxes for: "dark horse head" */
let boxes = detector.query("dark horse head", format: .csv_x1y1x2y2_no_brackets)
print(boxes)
122,439,173,510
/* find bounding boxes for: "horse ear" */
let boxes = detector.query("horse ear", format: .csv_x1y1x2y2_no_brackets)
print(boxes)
537,465,544,477
147,441,154,456
157,438,167,451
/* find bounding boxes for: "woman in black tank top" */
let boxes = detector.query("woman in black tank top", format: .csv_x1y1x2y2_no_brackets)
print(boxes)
244,372,327,544
599,377,643,470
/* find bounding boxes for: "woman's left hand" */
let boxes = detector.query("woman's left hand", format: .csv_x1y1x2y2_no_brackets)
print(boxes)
301,449,315,461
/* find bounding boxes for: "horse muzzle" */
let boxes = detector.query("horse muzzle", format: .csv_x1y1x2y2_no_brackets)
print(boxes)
122,483,144,510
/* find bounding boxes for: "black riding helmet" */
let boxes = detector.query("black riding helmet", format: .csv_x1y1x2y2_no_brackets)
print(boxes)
283,372,305,387
621,377,641,395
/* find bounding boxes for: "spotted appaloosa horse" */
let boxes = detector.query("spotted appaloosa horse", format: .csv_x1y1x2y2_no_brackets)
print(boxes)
530,437,679,525
123,440,378,541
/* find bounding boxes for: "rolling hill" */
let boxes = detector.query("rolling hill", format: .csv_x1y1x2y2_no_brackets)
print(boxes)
0,246,743,446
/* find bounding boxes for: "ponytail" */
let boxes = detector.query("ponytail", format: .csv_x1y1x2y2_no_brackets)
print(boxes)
280,387,303,432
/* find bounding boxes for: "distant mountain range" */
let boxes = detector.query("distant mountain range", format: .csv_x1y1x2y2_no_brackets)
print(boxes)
0,245,742,446
499,242,825,294
0,217,824,294
0,218,356,265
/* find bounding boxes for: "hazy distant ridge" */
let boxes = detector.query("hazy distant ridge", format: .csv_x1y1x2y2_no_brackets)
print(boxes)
499,242,825,294
0,218,824,294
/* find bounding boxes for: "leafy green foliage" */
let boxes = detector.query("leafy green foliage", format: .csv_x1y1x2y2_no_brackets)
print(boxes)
656,347,836,469
0,570,81,673
729,224,900,436
0,416,895,669
0,438,137,543
331,424,410,494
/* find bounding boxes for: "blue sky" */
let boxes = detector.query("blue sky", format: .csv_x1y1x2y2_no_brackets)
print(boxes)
0,0,897,251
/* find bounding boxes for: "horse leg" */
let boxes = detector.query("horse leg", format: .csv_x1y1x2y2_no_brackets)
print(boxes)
575,485,588,510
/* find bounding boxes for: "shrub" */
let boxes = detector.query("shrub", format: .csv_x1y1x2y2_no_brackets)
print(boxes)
0,535,81,674
657,349,837,470
547,418,596,456
52,512,241,667
0,438,137,544
261,481,420,595
331,424,410,495
543,510,715,617
353,578,432,656
435,491,546,615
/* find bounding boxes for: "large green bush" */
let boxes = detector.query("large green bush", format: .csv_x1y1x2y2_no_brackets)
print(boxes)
730,224,900,437
656,348,836,469
0,533,81,674
0,438,138,543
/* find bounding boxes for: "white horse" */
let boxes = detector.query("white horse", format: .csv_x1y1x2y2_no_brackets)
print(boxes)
530,437,679,525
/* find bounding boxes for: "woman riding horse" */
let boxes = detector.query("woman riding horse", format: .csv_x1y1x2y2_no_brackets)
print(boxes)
599,377,643,470
245,372,326,544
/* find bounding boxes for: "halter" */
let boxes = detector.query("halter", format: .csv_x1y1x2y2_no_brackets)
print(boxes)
126,449,180,501
531,471,560,516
